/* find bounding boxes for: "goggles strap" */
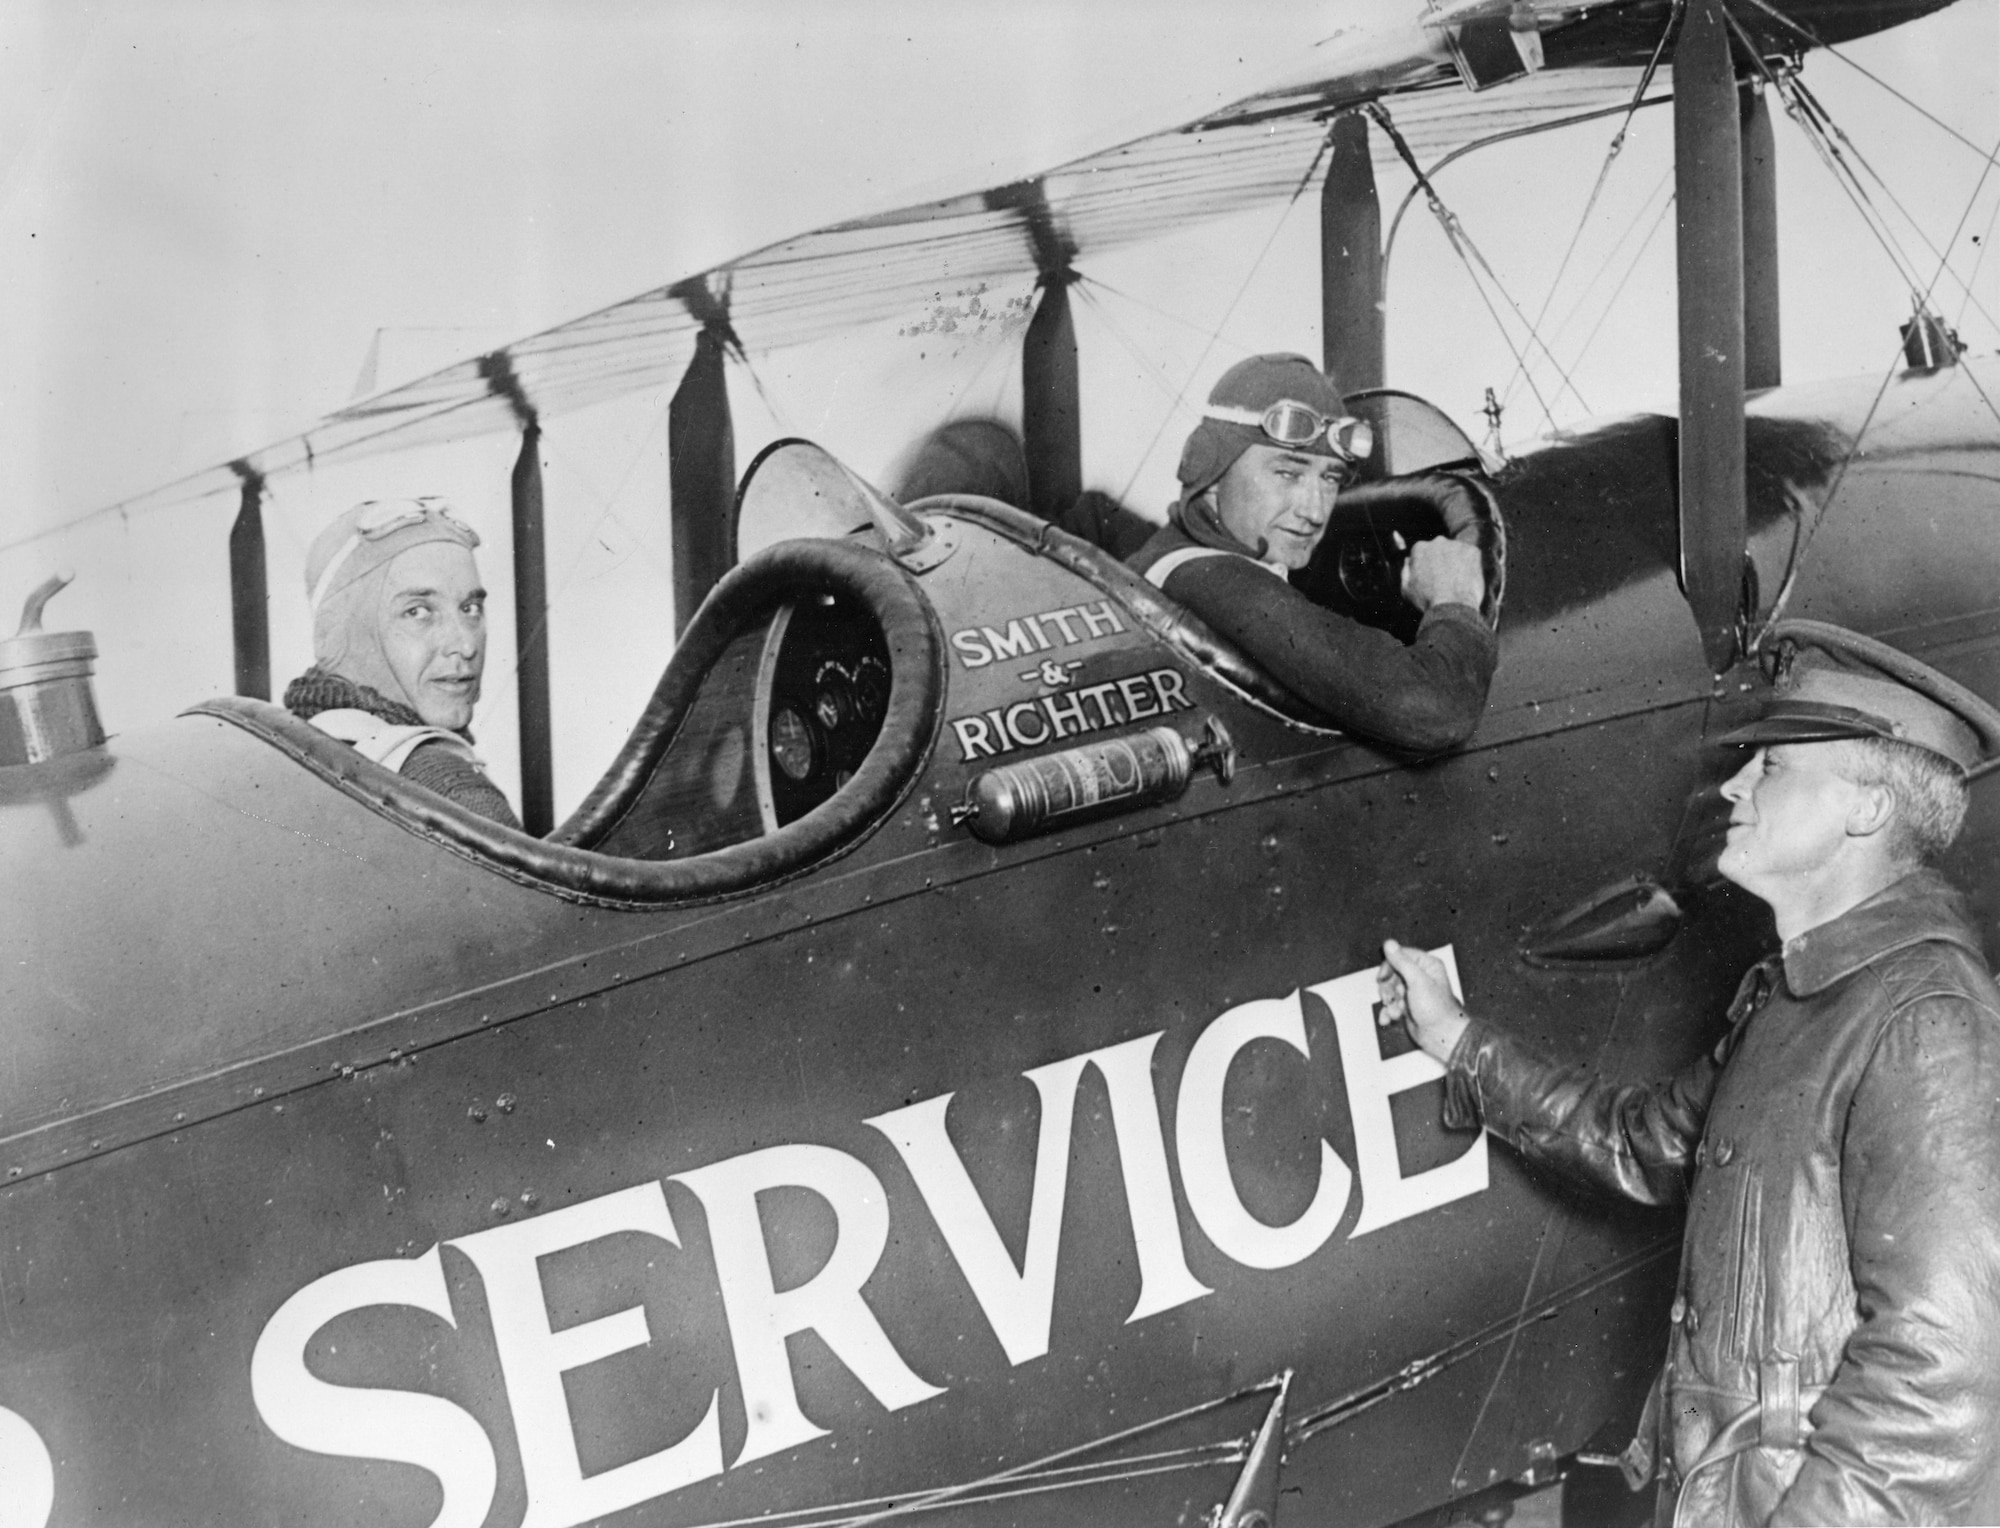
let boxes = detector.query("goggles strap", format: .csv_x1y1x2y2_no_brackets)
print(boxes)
310,511,477,612
309,534,366,614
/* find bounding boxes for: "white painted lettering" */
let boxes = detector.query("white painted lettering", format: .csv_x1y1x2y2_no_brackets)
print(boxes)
1077,682,1122,729
865,1055,1091,1366
449,1184,721,1528
951,715,999,760
673,1145,943,1466
952,669,1194,762
1078,601,1125,638
1041,689,1090,738
0,1408,54,1528
1090,1033,1213,1322
1003,701,1051,748
951,629,994,668
951,604,1130,669
1312,952,1488,1238
1150,669,1192,713
1117,674,1161,721
1176,994,1352,1269
251,1246,496,1528
983,621,1037,662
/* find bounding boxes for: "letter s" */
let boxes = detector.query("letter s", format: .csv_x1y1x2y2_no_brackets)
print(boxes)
251,1246,496,1528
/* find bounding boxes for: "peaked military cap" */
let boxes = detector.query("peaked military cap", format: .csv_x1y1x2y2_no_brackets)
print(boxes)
1720,618,2000,774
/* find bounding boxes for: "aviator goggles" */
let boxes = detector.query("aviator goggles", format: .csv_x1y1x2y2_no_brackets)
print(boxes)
1202,400,1374,466
310,498,481,611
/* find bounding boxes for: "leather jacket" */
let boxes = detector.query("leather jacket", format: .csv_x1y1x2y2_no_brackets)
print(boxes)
1445,869,2000,1525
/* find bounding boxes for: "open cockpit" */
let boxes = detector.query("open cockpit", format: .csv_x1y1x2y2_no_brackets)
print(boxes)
189,390,1507,903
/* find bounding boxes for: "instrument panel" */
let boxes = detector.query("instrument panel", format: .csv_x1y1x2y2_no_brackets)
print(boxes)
754,591,893,830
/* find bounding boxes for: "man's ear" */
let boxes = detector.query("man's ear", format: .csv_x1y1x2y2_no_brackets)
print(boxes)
1845,780,1897,842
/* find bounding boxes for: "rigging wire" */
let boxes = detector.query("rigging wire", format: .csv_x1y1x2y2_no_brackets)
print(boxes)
1561,185,1678,385
1736,8,2000,439
1543,166,1674,351
1291,1235,1677,1444
934,299,1037,434
1074,271,1256,355
1957,192,2000,332
835,1375,1281,1527
611,1443,1244,1528
1755,146,2000,637
1073,278,1209,414
1732,0,2000,347
1717,0,2000,639
1367,101,1581,433
1787,72,2000,338
1777,79,1923,291
1499,0,1681,414
1734,0,2000,166
1720,0,2000,350
479,405,676,701
1114,122,1339,507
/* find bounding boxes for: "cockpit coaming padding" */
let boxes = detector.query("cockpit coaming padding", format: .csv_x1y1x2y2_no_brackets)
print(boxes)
186,538,942,908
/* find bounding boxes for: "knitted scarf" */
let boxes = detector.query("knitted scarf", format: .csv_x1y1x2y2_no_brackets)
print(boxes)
1170,490,1267,562
283,666,472,741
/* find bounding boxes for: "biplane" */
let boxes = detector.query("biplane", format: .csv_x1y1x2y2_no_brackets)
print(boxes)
3,1,1998,1524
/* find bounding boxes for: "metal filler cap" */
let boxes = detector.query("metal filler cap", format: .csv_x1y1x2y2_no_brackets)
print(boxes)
0,571,105,766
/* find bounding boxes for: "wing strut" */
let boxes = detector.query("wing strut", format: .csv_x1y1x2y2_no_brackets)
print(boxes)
668,277,739,638
1674,0,1750,675
1321,113,1385,390
481,350,555,836
227,461,269,701
1742,80,1782,390
993,179,1082,525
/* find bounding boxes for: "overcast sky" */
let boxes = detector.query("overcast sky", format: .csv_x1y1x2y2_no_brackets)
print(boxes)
3,0,1994,811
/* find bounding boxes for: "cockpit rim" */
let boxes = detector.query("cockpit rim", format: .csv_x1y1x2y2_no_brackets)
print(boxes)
185,537,945,909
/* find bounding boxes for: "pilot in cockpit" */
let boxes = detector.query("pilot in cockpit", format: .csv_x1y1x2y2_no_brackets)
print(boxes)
281,499,521,828
1127,353,1496,754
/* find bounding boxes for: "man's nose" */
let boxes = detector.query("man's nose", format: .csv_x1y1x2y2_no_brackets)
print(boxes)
1720,752,1760,802
1296,477,1336,525
441,610,482,660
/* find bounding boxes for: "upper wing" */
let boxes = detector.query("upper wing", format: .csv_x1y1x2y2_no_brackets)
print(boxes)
88,0,1686,523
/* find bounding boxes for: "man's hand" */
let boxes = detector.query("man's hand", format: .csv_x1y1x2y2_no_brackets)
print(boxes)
1400,537,1485,614
1377,940,1470,1063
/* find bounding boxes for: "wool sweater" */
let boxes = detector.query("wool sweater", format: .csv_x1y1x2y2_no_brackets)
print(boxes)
283,667,522,830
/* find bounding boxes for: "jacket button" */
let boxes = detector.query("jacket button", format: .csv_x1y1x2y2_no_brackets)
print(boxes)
1712,1139,1735,1167
1671,1295,1687,1324
1684,1303,1702,1335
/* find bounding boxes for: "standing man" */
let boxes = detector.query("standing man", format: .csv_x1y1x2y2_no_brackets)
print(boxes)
1382,621,2000,1526
283,497,520,829
1128,352,1496,754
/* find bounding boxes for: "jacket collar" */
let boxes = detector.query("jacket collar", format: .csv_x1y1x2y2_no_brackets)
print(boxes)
1781,867,1985,997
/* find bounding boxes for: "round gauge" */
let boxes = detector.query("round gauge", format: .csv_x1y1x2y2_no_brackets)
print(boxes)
769,707,818,782
815,683,849,732
851,656,889,721
1336,536,1399,608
